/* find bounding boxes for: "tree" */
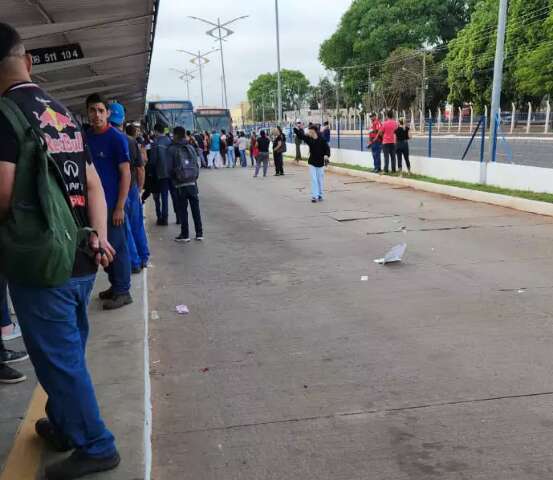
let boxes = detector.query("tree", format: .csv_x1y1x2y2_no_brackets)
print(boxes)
247,70,311,121
319,0,476,103
446,0,551,110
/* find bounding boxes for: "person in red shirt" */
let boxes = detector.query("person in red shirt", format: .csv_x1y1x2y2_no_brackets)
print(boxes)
380,110,399,173
367,112,382,173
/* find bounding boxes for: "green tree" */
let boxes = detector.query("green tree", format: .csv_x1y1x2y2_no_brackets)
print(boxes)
319,0,475,103
446,0,551,110
247,70,311,121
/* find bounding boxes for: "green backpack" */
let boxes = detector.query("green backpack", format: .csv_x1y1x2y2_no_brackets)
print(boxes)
0,97,85,288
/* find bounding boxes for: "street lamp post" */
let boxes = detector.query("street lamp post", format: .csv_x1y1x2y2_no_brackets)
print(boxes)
170,68,196,100
189,15,249,110
275,0,283,124
177,48,218,106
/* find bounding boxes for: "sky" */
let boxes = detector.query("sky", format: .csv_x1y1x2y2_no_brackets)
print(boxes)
147,0,352,109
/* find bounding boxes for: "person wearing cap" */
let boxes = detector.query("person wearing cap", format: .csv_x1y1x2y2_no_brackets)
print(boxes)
0,22,120,477
368,112,383,173
85,94,133,310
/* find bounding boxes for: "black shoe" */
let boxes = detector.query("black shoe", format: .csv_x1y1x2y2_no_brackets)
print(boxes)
103,293,133,311
142,261,149,269
36,418,74,452
0,364,26,384
311,198,317,203
175,235,191,243
318,196,323,201
45,449,120,480
98,287,114,301
156,219,168,226
0,349,29,364
131,265,142,275
195,236,204,241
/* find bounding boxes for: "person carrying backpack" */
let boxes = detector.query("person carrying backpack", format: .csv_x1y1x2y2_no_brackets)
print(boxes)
0,23,120,478
169,127,204,243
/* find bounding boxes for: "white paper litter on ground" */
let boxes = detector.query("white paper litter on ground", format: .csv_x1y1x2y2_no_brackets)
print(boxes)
360,276,369,281
176,305,190,315
150,310,159,320
374,243,407,265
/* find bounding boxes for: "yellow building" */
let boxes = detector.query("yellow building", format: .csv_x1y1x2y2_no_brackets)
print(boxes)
230,101,252,128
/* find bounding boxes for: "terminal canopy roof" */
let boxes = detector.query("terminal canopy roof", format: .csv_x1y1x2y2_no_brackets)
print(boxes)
3,0,160,121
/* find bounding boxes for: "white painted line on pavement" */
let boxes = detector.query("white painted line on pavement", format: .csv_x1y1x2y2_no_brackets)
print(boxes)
143,268,152,480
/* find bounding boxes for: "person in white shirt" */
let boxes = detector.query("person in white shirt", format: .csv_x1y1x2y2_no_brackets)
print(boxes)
238,132,248,167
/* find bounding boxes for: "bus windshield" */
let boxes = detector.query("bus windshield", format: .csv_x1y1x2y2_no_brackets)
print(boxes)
195,109,232,133
146,101,195,132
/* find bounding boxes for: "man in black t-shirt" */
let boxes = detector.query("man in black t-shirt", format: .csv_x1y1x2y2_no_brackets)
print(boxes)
0,23,120,478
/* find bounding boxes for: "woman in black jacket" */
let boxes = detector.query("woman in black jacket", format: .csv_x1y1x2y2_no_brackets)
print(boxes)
293,124,331,203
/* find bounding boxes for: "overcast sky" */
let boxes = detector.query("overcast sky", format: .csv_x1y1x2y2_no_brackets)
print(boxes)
147,0,352,108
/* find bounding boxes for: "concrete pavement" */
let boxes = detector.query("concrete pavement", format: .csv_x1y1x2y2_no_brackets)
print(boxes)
0,273,148,480
149,164,553,479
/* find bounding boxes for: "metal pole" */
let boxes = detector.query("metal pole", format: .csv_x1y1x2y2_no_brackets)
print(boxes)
217,18,229,109
486,0,508,180
480,115,487,164
275,0,283,123
428,118,432,158
336,72,341,149
198,51,205,106
420,53,426,133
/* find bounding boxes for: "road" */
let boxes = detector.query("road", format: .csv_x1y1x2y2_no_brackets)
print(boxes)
149,164,553,479
330,135,553,168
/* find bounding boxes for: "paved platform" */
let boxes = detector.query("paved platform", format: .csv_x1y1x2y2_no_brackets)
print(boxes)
149,164,553,479
0,272,147,480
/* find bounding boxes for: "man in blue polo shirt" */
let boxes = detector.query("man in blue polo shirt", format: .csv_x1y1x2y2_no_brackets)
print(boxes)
85,94,132,310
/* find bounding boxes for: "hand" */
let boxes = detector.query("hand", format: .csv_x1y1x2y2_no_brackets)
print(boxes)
112,208,125,226
324,156,330,166
89,233,116,268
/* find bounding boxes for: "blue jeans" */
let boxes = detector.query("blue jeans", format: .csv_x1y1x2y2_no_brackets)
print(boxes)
107,212,131,295
226,149,235,167
153,178,170,222
371,142,382,171
9,275,117,457
126,186,150,269
309,165,325,199
239,149,247,167
0,276,10,328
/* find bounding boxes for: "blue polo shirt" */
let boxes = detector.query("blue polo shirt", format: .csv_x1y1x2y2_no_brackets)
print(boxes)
86,126,130,209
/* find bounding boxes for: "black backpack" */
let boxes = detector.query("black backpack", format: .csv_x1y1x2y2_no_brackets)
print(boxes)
172,143,199,184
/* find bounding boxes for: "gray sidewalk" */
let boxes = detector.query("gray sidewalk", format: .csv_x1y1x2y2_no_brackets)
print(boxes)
0,272,147,479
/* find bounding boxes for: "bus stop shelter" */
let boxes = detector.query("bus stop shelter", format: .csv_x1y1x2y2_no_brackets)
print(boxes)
2,0,160,121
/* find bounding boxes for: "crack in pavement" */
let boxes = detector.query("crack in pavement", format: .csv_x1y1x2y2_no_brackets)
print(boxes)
159,390,553,436
364,223,534,235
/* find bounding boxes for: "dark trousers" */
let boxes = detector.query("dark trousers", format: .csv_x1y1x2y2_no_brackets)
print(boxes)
153,178,170,222
106,211,131,295
396,141,410,171
274,152,284,175
295,142,302,160
383,143,396,173
175,185,203,239
10,275,116,456
371,142,382,172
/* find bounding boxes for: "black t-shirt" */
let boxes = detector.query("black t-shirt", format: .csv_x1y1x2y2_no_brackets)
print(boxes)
0,82,97,277
257,136,270,153
127,136,144,188
395,126,410,142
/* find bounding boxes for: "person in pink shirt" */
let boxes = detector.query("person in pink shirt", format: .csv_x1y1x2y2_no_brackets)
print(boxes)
380,110,399,173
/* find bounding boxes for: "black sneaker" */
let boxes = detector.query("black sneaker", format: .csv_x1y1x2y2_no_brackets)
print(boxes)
174,235,191,243
98,287,114,301
195,236,204,241
0,349,29,364
0,364,26,384
45,449,120,480
36,418,74,452
131,265,142,275
102,293,133,311
311,198,317,203
318,196,323,201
